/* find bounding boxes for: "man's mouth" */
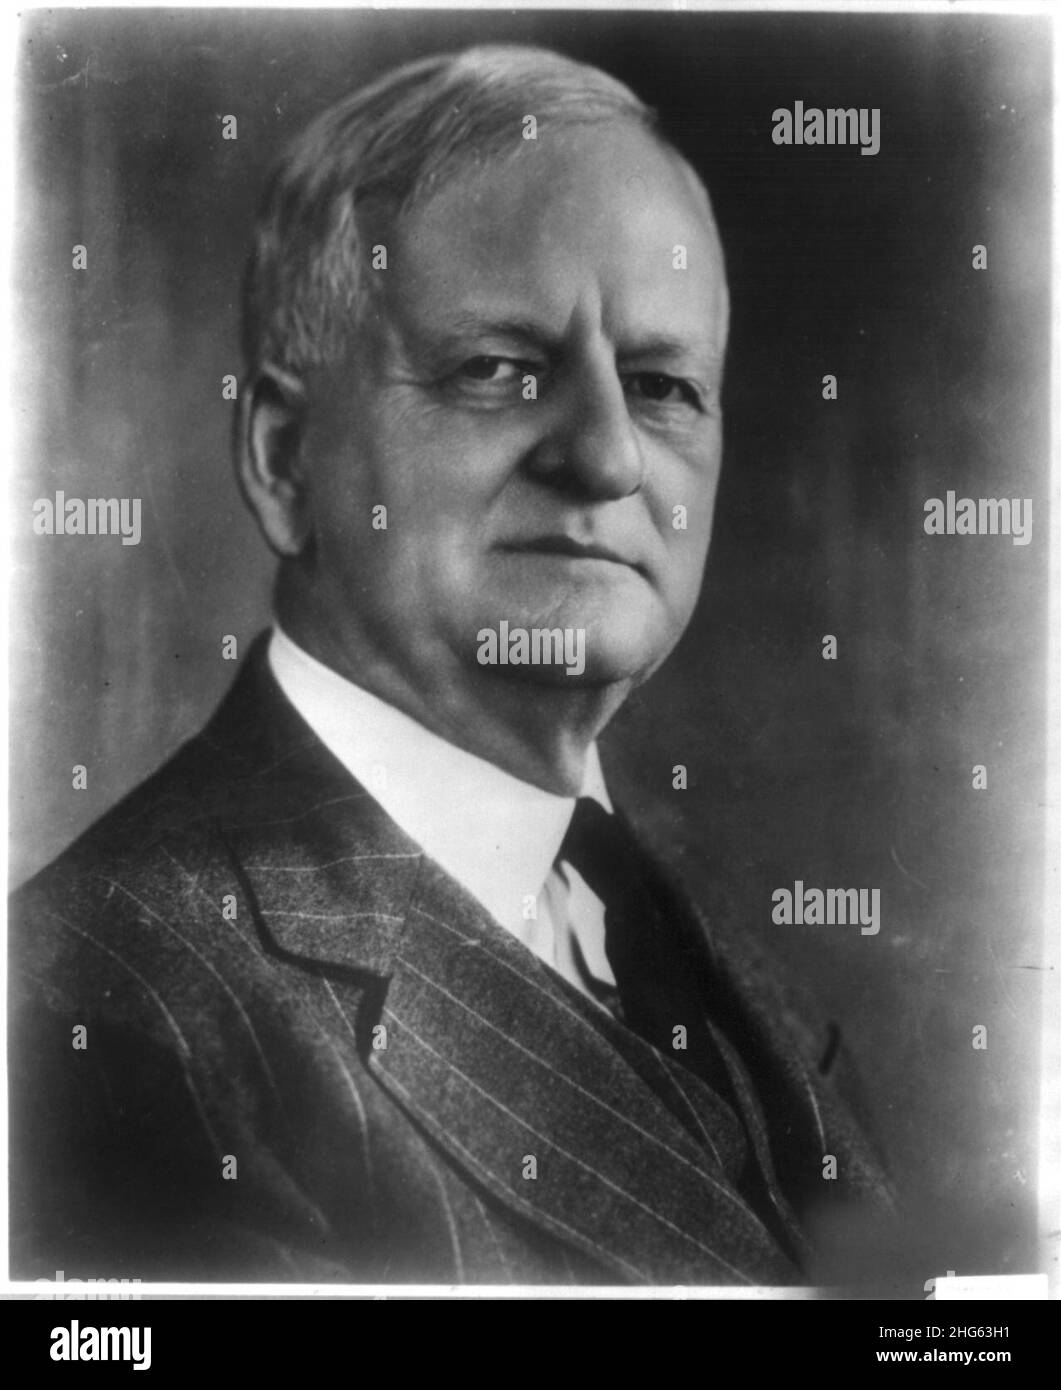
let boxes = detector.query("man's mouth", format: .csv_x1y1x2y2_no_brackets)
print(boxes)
500,536,646,574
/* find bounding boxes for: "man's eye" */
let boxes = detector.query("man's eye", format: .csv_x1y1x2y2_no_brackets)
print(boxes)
457,356,523,383
622,372,701,409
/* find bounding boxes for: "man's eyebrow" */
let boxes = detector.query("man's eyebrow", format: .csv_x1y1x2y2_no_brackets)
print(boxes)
441,313,560,347
426,314,723,366
616,333,724,368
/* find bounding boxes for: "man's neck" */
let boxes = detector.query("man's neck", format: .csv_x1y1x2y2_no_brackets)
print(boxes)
276,601,630,798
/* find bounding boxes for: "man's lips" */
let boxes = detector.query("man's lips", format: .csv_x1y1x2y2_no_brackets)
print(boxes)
498,536,646,574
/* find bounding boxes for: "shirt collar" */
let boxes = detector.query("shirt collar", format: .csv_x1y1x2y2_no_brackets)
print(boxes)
268,625,611,934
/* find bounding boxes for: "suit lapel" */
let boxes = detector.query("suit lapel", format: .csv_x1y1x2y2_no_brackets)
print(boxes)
615,799,900,1221
236,834,798,1283
199,642,805,1283
375,856,805,1285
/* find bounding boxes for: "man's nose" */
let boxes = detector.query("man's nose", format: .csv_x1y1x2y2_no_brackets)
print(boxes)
525,359,645,500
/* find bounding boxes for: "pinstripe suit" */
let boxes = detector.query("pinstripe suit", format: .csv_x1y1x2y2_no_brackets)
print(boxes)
9,637,895,1284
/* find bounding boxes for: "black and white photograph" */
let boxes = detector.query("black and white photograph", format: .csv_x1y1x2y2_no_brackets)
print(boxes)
5,0,1055,1325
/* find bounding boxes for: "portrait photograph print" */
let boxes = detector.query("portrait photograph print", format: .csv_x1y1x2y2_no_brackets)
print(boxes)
7,0,1055,1303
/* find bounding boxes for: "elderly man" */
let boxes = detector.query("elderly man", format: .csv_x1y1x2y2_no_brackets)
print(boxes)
10,45,893,1286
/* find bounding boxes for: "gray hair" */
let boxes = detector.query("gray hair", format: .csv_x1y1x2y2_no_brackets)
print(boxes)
241,45,667,379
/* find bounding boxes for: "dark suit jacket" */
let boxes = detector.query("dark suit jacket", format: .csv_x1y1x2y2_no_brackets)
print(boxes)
9,637,895,1285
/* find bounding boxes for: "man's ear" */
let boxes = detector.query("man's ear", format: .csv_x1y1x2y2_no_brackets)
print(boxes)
236,364,313,558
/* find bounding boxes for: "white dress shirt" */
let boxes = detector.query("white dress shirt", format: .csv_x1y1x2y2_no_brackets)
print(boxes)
268,626,618,1003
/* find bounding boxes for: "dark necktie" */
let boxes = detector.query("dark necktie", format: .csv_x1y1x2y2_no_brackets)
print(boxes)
557,796,810,1271
558,797,736,1098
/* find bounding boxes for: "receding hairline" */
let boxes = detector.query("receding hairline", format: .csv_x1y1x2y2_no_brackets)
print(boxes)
370,120,724,298
242,44,719,376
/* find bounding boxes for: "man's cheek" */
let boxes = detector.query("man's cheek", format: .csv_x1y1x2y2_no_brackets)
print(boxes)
389,452,483,516
660,531,711,618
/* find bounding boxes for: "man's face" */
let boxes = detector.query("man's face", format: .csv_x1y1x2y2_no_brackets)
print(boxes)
300,122,728,694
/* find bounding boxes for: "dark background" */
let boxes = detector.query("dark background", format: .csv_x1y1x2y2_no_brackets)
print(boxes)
11,8,1050,1287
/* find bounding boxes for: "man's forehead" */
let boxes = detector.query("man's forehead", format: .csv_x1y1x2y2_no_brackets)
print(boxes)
395,124,720,273
373,124,726,356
